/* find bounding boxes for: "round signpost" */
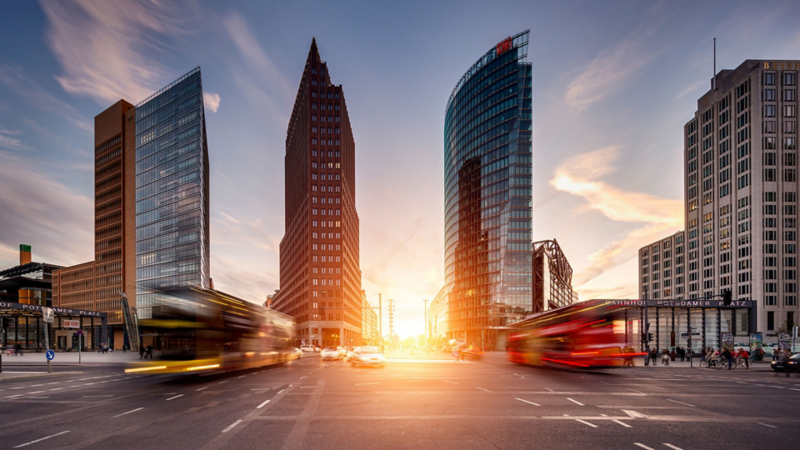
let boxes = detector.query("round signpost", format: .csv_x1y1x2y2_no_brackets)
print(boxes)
46,349,55,361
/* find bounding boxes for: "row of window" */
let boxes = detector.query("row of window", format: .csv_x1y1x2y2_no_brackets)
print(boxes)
311,139,341,146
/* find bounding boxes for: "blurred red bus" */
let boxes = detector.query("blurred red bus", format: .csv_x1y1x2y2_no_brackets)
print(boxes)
506,300,642,368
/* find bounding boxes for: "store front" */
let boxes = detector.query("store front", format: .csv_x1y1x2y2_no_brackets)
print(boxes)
611,299,757,354
0,301,108,351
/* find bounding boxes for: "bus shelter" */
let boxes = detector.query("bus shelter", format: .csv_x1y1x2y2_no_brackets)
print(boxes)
0,301,108,351
608,299,757,354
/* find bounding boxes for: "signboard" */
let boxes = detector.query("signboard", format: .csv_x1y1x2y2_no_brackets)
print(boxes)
496,37,512,55
63,320,80,329
20,244,31,253
45,350,54,361
749,332,763,351
779,333,791,350
607,299,754,308
42,307,54,324
722,332,734,350
0,302,106,318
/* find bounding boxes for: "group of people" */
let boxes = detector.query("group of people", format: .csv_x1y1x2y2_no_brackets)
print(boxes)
702,346,751,369
643,347,691,366
139,344,155,359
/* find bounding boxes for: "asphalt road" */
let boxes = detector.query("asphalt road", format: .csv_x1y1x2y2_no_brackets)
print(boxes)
0,354,798,449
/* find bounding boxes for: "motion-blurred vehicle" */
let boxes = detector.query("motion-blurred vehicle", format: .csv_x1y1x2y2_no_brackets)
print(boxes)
292,348,303,359
350,346,385,367
125,287,296,375
771,353,800,372
460,347,484,361
506,299,639,369
300,345,316,352
345,347,360,361
336,346,347,358
321,347,341,360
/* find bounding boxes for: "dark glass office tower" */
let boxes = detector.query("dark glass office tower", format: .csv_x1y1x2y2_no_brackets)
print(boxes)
134,68,211,319
444,31,532,349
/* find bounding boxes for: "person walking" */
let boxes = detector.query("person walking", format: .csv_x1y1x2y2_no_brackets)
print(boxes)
139,344,145,359
722,347,733,370
14,342,22,356
739,347,750,369
661,349,670,366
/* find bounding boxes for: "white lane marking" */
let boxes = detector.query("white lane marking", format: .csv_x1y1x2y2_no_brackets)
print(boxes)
218,381,227,385
46,382,60,385
222,419,242,433
82,395,113,398
756,422,777,429
257,399,271,409
113,408,143,418
196,387,208,392
613,419,632,428
277,389,284,395
623,410,648,419
49,388,63,391
791,389,800,392
166,394,184,401
28,391,45,395
515,398,540,406
567,398,584,406
13,431,70,448
633,444,655,450
628,389,645,394
545,387,554,392
443,381,459,385
663,444,684,450
477,387,492,392
575,419,597,428
666,399,695,408
355,382,378,386
238,375,246,379
30,384,44,387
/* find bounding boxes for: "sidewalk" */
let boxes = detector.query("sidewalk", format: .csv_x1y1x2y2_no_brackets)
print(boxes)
1,350,140,366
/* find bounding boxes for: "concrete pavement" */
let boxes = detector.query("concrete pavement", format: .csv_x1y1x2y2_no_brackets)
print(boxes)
0,353,798,449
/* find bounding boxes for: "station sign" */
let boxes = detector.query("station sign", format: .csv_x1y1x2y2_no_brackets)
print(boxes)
64,320,80,328
496,37,512,56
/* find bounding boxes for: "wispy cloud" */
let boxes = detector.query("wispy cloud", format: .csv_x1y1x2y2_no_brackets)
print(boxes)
204,92,221,113
0,134,34,152
0,66,91,132
223,12,292,94
565,2,672,112
0,152,93,268
40,0,196,104
550,147,683,287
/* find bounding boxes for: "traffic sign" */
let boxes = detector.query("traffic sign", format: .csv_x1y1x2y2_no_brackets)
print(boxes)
46,350,55,361
76,329,83,336
42,307,54,323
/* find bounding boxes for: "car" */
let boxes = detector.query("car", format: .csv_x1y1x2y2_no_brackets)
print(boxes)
321,347,341,360
336,346,347,358
292,348,303,359
771,353,800,372
300,345,315,353
350,346,385,367
345,347,360,361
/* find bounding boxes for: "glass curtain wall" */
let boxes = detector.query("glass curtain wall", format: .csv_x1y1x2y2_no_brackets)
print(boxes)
689,308,704,353
443,31,532,348
134,68,210,319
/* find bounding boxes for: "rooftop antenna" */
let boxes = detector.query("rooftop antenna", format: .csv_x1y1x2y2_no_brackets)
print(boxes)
713,37,717,90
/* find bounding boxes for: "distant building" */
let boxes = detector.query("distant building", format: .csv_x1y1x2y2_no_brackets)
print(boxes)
443,31,533,350
428,286,448,344
361,291,379,345
271,39,362,348
52,99,138,347
1,245,61,306
640,59,800,344
532,239,575,313
134,68,211,320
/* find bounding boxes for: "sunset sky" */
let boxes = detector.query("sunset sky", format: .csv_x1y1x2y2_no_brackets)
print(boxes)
1,1,799,338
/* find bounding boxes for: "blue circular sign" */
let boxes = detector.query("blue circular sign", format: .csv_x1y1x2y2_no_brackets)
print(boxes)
46,350,55,361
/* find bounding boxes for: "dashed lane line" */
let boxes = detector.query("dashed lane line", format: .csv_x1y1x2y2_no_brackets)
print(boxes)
113,408,143,418
613,420,632,428
196,387,208,392
477,387,492,392
666,399,695,408
566,398,584,406
222,419,242,433
516,398,540,406
13,431,70,448
166,394,184,401
663,444,684,450
574,419,597,428
633,444,655,450
257,399,271,409
757,422,778,429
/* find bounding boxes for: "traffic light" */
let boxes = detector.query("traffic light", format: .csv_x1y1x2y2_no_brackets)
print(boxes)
723,289,732,306
647,333,654,343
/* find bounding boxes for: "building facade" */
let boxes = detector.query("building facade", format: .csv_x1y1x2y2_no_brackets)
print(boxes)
443,31,533,349
428,286,448,344
51,99,138,346
134,68,211,319
532,239,575,313
361,292,379,345
640,59,800,342
271,39,362,348
638,231,686,301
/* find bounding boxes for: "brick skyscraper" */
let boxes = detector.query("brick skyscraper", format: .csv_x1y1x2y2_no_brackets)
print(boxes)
272,39,362,348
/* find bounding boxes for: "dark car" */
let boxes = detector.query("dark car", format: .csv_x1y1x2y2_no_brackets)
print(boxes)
771,353,800,372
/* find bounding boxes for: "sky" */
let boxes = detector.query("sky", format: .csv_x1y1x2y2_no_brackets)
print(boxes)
1,0,799,339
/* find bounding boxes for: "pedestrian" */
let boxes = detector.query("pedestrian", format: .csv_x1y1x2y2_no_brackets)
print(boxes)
722,347,733,369
670,348,676,362
14,342,22,356
662,349,670,366
147,344,154,359
739,347,750,369
680,347,685,362
139,344,145,359
122,344,127,354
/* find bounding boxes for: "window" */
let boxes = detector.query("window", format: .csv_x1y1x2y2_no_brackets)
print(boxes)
767,311,774,331
786,72,797,86
764,89,776,101
787,138,797,150
765,73,776,85
765,104,776,117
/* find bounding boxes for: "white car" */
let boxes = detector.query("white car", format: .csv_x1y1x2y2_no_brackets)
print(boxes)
350,346,385,367
292,348,303,359
321,347,341,360
300,345,315,353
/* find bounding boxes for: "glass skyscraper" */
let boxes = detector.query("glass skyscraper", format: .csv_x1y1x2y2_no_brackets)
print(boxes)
444,31,532,349
134,68,211,319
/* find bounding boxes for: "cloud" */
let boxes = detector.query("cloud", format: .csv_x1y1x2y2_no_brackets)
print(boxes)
204,92,221,113
0,129,20,135
0,152,93,268
551,147,683,287
40,0,195,104
565,3,671,111
0,66,91,132
0,133,33,152
222,12,292,94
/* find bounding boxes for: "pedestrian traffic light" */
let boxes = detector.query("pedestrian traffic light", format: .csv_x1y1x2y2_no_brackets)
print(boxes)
723,289,732,306
647,333,654,343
